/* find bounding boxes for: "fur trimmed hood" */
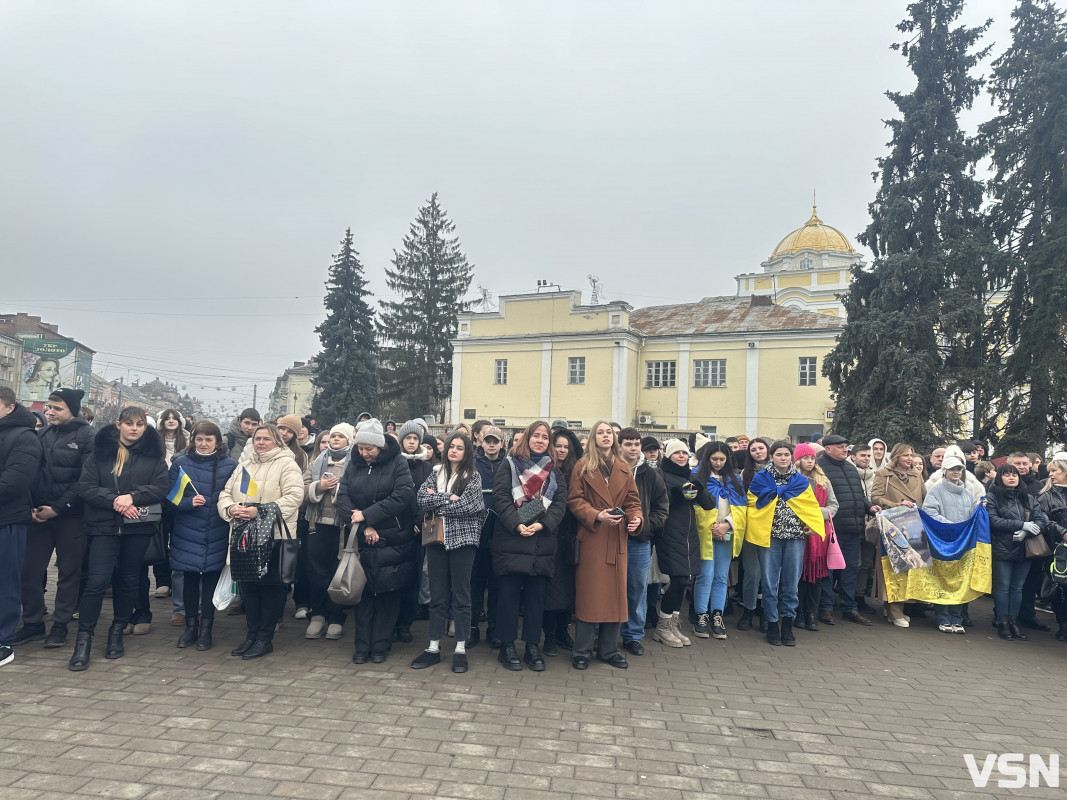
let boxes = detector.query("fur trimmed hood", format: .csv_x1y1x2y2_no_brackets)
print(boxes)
93,423,165,463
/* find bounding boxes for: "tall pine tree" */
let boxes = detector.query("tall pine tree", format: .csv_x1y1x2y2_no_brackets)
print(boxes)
824,0,999,450
377,193,473,421
980,0,1067,452
311,228,379,425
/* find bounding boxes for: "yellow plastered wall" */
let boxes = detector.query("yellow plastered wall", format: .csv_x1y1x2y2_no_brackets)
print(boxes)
777,274,811,289
757,339,837,440
465,295,624,339
549,341,616,423
458,343,543,422
686,342,749,430
817,270,846,286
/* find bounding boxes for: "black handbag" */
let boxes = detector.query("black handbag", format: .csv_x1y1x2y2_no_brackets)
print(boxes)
516,497,546,526
142,524,169,566
229,502,279,582
260,516,301,586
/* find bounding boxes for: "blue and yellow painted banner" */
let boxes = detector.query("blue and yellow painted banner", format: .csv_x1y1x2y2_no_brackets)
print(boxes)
881,505,992,604
745,469,825,549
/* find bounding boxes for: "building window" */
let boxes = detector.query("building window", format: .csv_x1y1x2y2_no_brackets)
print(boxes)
693,359,726,388
645,360,676,388
799,357,817,386
699,426,717,438
494,359,507,385
568,357,585,384
799,257,814,270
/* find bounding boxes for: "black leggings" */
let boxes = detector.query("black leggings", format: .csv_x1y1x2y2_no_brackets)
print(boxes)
183,570,222,621
659,575,690,615
78,532,152,634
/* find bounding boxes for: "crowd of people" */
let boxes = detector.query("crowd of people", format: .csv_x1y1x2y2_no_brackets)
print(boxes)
2,383,1066,674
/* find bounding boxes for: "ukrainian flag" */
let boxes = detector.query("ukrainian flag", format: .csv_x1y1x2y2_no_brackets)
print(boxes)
166,466,193,505
695,474,748,559
745,468,825,548
239,466,258,496
882,505,992,604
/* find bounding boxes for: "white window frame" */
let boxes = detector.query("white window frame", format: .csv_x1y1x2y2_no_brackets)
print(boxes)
568,356,586,385
799,356,817,387
645,360,676,388
693,358,726,388
494,359,508,385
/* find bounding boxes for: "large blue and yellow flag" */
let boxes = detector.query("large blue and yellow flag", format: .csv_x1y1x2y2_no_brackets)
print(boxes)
745,469,825,548
881,505,992,604
166,466,193,505
695,472,748,559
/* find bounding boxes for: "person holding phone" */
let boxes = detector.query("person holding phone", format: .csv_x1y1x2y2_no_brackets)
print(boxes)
302,423,355,641
566,420,643,670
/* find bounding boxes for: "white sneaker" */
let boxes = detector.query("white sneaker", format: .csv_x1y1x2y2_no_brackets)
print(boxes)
305,616,326,639
294,607,310,620
892,618,910,628
938,624,955,633
952,624,965,634
154,585,171,598
325,623,343,640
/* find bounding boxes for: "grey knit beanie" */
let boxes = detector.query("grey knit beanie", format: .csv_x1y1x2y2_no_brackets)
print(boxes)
355,418,386,448
397,420,423,443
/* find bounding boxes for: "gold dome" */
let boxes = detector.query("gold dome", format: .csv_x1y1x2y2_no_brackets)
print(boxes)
770,206,856,259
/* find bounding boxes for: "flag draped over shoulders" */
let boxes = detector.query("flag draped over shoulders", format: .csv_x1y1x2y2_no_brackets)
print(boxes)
745,469,825,548
695,473,748,559
881,505,992,604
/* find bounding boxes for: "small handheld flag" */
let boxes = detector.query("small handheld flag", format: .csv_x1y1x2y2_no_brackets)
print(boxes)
239,467,259,496
166,466,198,505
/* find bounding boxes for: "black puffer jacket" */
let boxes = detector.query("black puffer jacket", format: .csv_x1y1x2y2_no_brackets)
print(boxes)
1037,485,1067,547
34,417,94,516
0,404,43,526
334,436,417,594
656,458,712,576
818,452,875,537
632,461,669,545
987,486,1050,562
80,425,169,536
491,457,568,577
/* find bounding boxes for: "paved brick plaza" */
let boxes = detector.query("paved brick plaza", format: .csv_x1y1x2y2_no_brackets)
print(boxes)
1,593,1063,800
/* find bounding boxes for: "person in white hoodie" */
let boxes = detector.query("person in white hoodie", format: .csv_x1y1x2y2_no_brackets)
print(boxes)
868,439,891,472
925,445,986,504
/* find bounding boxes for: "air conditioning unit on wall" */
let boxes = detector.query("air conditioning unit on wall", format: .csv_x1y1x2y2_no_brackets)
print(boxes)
638,414,654,425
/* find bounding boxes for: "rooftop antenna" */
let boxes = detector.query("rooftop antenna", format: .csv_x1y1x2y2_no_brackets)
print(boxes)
588,274,603,304
477,284,495,312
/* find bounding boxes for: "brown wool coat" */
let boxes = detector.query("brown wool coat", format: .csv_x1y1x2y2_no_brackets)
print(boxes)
567,458,644,623
870,465,928,603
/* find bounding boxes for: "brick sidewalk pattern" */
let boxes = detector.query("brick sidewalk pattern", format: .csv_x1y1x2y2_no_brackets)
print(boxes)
1,592,1064,799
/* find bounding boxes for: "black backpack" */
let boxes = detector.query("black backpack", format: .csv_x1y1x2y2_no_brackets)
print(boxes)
1051,543,1067,587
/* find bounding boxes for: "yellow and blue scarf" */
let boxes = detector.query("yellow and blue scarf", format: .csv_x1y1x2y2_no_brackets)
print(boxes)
695,472,748,559
745,467,825,548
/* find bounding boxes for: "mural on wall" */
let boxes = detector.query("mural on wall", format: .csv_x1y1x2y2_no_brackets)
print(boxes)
20,338,91,404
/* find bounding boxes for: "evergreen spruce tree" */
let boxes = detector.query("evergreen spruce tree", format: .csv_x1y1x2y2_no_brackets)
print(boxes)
824,0,999,450
311,228,379,425
980,0,1067,452
377,193,473,421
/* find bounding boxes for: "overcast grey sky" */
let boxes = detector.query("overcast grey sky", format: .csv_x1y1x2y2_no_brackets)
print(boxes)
0,0,1012,417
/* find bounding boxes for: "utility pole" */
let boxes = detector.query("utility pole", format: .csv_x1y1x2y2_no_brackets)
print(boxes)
252,384,257,410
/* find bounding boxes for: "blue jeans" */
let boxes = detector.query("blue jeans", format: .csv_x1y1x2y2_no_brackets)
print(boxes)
760,538,805,623
992,559,1031,619
741,540,766,610
1,524,27,645
936,604,963,626
835,533,862,613
172,570,185,615
693,539,734,613
623,541,651,642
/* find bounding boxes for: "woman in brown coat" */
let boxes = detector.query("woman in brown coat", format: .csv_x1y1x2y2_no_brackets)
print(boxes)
566,420,643,670
870,442,927,628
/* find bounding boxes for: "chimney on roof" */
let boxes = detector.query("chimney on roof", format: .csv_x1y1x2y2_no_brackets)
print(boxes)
750,295,773,307
293,361,305,368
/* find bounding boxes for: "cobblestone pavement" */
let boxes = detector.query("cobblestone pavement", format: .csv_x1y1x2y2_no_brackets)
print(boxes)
1,589,1064,800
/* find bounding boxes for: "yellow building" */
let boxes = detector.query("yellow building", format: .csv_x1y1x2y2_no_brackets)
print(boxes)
450,206,865,440
451,291,842,441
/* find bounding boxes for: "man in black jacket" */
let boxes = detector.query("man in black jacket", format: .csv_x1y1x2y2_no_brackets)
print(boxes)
0,387,43,666
16,388,93,648
619,428,669,655
470,426,506,647
818,435,880,625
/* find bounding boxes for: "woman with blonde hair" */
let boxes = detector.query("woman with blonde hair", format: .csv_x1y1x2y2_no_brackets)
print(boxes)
218,423,305,660
870,442,927,628
566,420,643,669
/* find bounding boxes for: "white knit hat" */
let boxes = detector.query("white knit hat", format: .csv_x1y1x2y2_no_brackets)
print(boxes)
329,422,355,444
663,439,689,459
355,418,386,448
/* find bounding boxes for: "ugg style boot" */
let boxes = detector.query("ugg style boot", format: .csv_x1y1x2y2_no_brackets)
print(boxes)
653,611,684,647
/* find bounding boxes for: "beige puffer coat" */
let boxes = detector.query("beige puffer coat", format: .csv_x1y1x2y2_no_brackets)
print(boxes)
218,445,305,536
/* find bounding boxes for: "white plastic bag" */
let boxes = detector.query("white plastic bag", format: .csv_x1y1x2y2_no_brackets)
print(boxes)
213,565,236,610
